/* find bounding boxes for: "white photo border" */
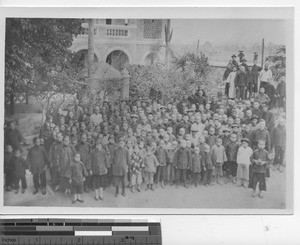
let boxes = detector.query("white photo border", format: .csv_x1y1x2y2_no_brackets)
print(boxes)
0,6,294,215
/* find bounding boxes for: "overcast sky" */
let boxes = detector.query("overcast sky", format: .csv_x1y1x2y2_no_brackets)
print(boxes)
171,19,287,46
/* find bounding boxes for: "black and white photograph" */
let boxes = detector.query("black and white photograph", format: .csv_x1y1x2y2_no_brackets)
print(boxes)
2,14,292,211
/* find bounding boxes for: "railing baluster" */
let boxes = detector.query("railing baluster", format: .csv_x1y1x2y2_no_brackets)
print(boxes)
106,28,129,37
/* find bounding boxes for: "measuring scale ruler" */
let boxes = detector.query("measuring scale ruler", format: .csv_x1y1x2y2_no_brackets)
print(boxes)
0,218,162,245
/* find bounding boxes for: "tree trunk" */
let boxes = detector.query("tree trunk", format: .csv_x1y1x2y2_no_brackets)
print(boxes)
87,19,95,108
165,19,171,70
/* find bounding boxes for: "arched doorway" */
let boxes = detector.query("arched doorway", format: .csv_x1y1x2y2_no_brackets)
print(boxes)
106,50,129,72
76,49,98,68
144,53,154,66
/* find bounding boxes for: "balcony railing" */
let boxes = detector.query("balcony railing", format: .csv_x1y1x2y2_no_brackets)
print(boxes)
106,28,128,37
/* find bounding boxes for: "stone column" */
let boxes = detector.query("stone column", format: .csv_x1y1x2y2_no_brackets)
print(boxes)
121,68,130,100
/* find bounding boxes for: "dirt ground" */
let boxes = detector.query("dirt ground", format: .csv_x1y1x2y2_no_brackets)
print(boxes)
4,167,286,209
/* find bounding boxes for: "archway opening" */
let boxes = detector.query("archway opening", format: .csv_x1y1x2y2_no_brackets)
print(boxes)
106,50,129,72
76,49,98,69
144,53,155,66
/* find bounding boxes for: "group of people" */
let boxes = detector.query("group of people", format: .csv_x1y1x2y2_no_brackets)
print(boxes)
4,60,286,204
223,55,286,110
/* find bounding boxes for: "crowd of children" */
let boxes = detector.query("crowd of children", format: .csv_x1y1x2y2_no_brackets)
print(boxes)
4,79,286,203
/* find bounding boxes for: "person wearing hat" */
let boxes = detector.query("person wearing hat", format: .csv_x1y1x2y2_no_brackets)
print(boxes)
231,54,239,69
241,58,249,72
186,108,194,117
111,138,131,197
234,65,248,100
231,124,242,142
236,138,253,188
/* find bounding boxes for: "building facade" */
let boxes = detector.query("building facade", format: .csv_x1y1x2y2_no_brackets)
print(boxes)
70,19,166,71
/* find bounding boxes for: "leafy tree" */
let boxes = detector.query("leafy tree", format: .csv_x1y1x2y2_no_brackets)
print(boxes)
127,52,210,103
267,45,286,81
5,18,84,114
164,19,173,70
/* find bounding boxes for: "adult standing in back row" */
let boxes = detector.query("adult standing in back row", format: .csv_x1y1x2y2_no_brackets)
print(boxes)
226,66,237,100
235,66,248,100
259,64,272,89
252,59,262,94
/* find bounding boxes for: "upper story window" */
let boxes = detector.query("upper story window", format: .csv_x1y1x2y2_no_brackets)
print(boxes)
106,19,112,25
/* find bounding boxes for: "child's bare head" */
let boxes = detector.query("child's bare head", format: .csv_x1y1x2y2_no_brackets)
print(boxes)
204,144,210,153
159,140,165,147
230,133,237,142
199,136,205,144
74,153,80,162
146,145,152,155
209,127,215,136
172,141,178,149
258,140,265,149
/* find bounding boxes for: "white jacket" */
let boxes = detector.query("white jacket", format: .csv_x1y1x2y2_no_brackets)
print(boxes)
237,146,253,165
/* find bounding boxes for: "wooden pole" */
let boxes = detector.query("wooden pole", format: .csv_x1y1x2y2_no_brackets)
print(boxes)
197,40,200,56
261,38,264,68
